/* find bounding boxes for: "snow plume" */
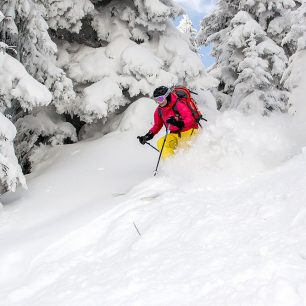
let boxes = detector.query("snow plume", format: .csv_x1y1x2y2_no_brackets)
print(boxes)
163,111,299,189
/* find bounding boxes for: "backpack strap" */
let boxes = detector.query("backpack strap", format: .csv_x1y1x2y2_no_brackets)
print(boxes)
157,99,182,130
172,98,182,120
174,98,200,125
158,107,166,126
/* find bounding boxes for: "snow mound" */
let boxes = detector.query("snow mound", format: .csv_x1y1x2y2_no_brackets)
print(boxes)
118,97,157,132
2,108,306,305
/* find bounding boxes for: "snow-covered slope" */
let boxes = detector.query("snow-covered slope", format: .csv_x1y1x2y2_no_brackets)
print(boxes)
1,100,306,305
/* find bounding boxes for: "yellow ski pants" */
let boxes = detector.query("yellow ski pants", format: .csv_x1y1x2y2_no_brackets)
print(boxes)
157,128,199,159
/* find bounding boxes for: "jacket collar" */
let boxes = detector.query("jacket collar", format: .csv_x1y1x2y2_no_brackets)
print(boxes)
159,93,176,109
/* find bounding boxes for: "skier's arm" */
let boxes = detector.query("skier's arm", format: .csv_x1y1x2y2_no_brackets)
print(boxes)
149,109,163,135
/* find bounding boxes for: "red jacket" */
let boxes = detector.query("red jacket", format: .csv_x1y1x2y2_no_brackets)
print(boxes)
150,93,199,135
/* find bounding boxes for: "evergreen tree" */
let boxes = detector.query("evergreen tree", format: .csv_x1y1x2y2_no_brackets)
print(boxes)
198,0,296,114
282,1,306,115
282,0,306,53
232,32,288,113
239,0,296,30
177,14,198,52
0,0,77,174
0,0,217,181
0,11,24,194
0,32,52,192
41,0,94,33
0,110,26,194
0,0,76,110
54,0,216,122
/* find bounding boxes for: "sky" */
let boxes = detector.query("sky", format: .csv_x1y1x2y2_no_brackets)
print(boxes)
174,0,217,68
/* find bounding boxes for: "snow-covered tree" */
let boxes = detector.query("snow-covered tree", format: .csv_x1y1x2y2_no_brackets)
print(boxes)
1,0,217,177
282,0,306,53
41,0,94,33
240,0,297,56
0,43,52,110
0,35,53,191
0,0,76,111
230,12,289,113
198,1,293,113
14,107,77,173
0,24,25,194
54,0,216,123
239,0,296,30
0,1,78,174
1,0,216,125
177,15,198,52
0,111,26,194
232,33,288,113
282,1,306,115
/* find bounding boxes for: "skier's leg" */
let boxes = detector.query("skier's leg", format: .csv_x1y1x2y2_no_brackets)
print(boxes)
157,133,178,158
178,129,199,149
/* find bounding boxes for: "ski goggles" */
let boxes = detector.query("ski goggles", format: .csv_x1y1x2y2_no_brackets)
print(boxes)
154,88,171,104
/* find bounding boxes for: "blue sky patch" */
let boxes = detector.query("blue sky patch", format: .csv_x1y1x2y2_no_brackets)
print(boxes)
174,0,216,68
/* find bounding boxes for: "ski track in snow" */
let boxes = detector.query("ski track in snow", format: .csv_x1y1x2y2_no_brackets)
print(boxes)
1,119,306,305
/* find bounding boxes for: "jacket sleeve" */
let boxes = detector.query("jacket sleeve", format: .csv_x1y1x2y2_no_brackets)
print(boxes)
176,100,195,127
150,108,164,135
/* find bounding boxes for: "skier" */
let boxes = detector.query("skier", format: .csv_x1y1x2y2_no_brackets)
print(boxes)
138,86,199,159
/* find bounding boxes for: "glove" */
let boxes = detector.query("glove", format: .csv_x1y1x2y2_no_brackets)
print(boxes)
166,116,185,129
137,131,154,145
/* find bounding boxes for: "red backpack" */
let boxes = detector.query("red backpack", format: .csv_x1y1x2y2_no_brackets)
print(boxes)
157,86,206,127
172,86,204,125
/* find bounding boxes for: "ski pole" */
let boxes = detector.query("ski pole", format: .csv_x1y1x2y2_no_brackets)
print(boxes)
154,124,170,176
145,141,159,152
137,137,159,153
